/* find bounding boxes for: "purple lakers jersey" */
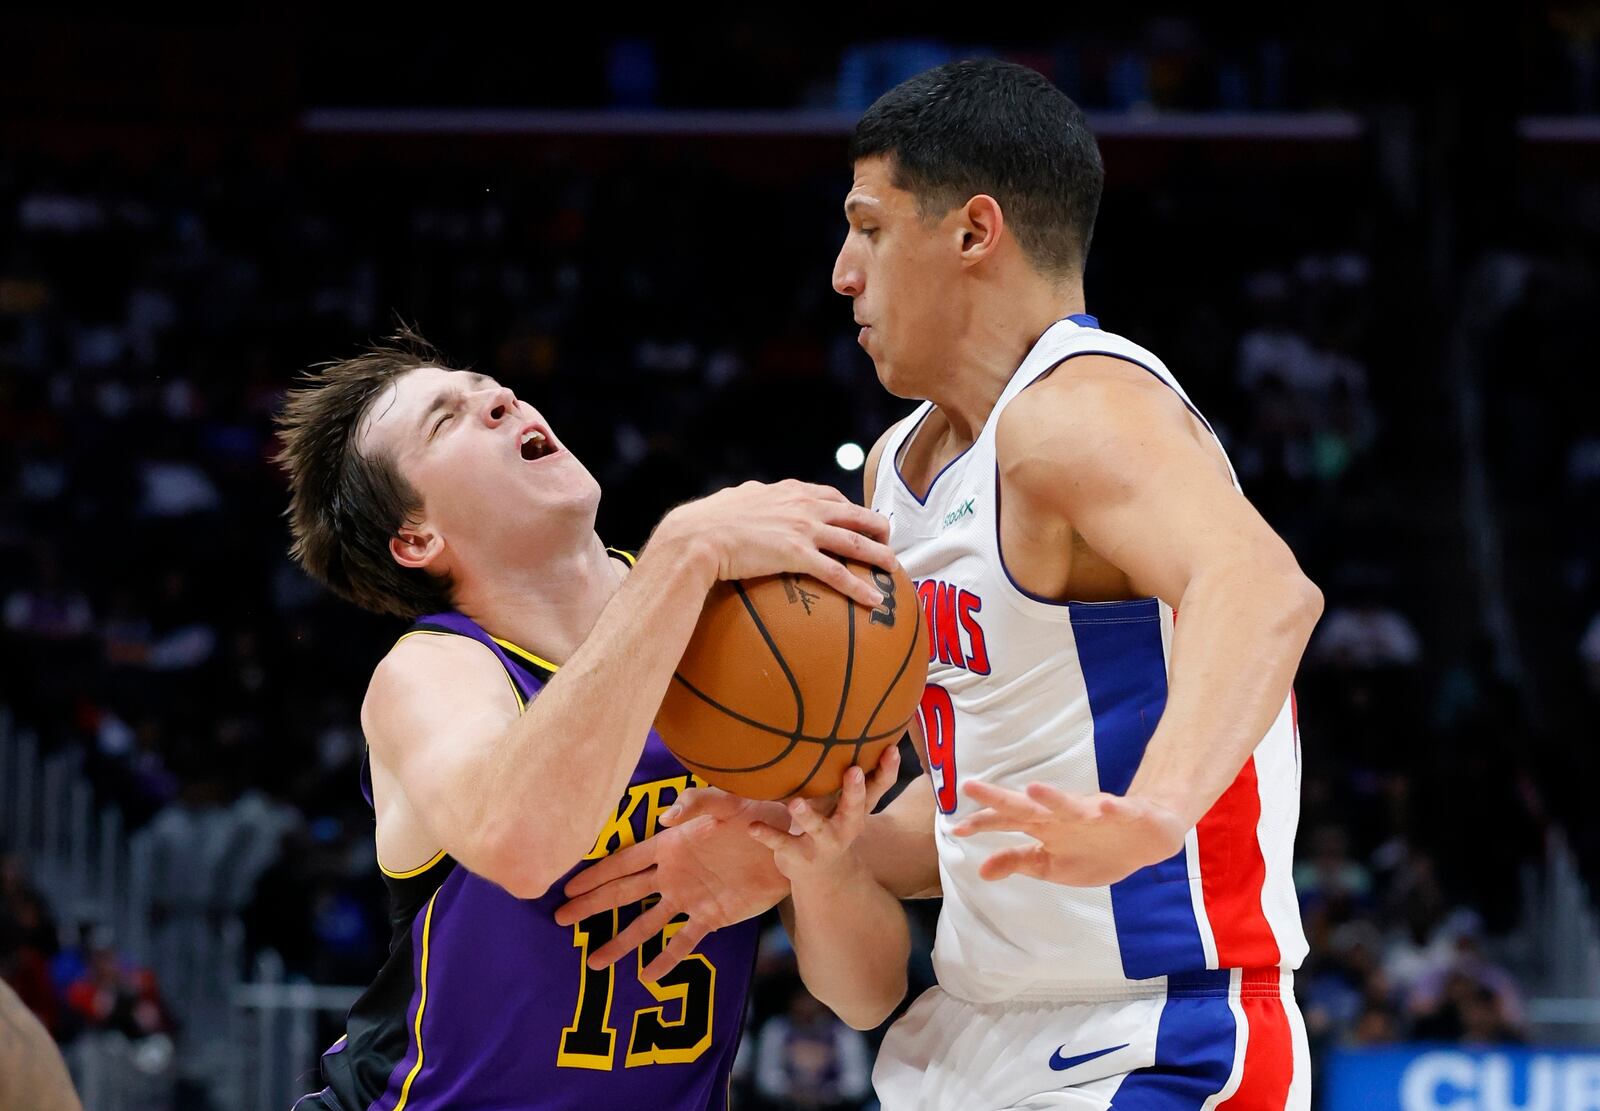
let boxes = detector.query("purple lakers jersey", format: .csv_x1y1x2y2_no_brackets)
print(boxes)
304,589,761,1110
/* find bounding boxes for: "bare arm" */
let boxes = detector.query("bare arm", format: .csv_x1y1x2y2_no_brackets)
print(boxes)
1008,362,1320,827
366,481,896,899
858,736,941,899
754,755,910,1030
0,982,82,1111
957,360,1321,883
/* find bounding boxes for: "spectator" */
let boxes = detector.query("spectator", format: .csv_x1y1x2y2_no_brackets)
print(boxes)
1310,597,1424,670
1296,825,1374,919
61,930,174,1042
0,851,62,1035
753,986,873,1111
3,547,93,642
1406,911,1527,1040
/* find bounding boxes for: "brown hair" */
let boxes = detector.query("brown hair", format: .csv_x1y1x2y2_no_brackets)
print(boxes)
275,325,463,619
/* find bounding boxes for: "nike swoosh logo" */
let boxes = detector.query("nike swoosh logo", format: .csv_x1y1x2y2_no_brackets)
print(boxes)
1048,1042,1128,1072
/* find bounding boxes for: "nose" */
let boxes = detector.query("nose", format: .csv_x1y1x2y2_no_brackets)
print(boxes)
832,241,862,299
478,386,518,427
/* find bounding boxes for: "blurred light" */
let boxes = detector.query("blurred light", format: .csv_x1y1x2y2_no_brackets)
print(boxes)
835,442,866,471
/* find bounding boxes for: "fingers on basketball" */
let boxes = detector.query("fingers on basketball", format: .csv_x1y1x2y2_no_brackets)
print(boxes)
655,555,929,802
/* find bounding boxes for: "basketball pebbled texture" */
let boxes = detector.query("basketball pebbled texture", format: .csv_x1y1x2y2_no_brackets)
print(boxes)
655,560,929,799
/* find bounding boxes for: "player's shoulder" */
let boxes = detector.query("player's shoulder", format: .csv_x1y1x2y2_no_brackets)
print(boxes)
994,355,1204,514
1000,353,1192,454
363,628,516,735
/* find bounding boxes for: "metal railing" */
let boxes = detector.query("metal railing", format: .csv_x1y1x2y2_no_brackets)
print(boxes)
1522,829,1600,1044
1,713,154,966
1,713,307,1109
232,952,362,1111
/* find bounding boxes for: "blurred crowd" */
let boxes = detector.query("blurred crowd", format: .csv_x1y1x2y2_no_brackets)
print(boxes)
1,850,174,1050
0,52,1593,1108
15,11,1588,117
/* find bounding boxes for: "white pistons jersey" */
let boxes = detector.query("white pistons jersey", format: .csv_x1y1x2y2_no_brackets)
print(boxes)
871,315,1307,1004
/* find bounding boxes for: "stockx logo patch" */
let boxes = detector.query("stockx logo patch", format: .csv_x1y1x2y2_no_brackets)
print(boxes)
943,498,976,529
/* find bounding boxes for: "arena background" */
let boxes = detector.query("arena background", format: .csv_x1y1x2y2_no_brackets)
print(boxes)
3,9,1599,1110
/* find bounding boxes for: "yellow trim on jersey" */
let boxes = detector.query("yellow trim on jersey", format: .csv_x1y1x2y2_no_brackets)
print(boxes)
393,889,440,1111
393,628,527,711
379,848,448,881
491,637,561,675
624,918,716,1066
558,909,619,1070
606,548,638,567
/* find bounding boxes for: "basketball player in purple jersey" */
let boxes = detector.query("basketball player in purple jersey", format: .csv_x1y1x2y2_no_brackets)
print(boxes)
275,328,909,1111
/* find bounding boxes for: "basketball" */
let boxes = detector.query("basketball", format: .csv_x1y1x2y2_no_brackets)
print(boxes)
655,560,929,799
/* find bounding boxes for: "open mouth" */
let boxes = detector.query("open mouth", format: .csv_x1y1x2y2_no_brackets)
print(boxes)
519,428,557,462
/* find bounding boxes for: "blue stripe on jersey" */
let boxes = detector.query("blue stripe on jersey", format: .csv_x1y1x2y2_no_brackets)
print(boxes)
1068,313,1100,328
1070,599,1208,981
1110,970,1237,1108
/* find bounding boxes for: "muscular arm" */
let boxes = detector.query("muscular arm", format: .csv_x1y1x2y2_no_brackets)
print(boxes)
366,484,894,900
0,982,82,1111
1000,359,1322,832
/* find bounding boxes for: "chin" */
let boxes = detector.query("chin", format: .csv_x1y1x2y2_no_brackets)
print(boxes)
873,357,924,401
546,461,604,522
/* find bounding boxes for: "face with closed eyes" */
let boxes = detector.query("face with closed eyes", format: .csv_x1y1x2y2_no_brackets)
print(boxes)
356,366,601,578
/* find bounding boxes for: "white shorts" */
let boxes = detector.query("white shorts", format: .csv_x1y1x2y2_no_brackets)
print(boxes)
873,969,1310,1111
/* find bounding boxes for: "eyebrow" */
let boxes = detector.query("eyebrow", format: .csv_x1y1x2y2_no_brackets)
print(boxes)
416,372,493,433
845,197,880,218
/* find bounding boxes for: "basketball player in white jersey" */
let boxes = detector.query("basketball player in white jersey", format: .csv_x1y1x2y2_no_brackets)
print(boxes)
558,60,1323,1110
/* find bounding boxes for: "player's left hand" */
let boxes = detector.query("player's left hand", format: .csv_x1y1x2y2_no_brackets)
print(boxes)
746,747,901,886
556,789,792,981
951,781,1188,886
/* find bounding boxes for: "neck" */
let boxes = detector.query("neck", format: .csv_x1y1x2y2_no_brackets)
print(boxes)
449,533,623,666
928,280,1086,444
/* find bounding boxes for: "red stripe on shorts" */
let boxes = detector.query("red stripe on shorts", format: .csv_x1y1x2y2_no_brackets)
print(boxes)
1218,970,1294,1109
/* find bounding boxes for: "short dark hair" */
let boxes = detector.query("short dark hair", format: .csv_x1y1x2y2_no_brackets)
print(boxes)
849,58,1104,278
275,325,462,619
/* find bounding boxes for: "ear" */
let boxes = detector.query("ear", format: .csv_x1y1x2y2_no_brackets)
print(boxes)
956,194,1005,267
390,524,444,572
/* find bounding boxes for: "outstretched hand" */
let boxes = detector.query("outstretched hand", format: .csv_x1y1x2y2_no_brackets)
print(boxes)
951,780,1188,887
556,788,791,982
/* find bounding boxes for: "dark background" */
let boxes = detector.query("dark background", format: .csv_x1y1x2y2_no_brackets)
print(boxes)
2,7,1598,1109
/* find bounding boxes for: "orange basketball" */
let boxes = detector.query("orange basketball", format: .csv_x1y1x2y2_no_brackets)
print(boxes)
656,560,929,800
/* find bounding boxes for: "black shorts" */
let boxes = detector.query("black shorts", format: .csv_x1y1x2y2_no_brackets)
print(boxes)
290,1090,339,1111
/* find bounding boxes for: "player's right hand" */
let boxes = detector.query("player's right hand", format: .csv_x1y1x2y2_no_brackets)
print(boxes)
652,479,895,608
